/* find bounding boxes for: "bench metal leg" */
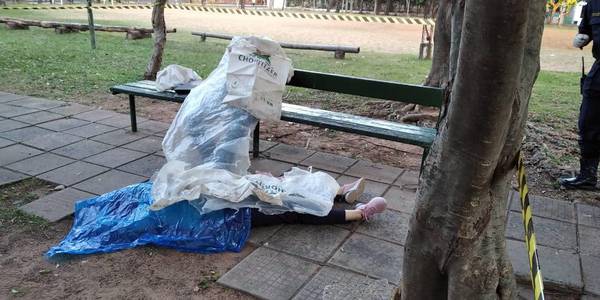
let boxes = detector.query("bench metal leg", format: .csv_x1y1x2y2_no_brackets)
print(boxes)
253,122,260,158
129,94,138,132
419,147,429,176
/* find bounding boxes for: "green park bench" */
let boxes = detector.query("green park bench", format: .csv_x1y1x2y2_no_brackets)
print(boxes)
110,69,443,161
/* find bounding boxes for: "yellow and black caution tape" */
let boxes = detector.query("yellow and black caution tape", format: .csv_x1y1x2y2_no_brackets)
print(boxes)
517,153,545,300
1,4,434,25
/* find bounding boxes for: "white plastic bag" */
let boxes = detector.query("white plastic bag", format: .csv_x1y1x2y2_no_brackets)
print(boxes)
155,64,202,92
223,37,293,121
191,168,339,217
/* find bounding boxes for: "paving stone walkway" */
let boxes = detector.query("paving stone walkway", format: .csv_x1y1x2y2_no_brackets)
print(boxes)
0,92,599,299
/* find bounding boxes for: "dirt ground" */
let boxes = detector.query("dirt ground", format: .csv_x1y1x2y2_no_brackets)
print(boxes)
0,180,255,300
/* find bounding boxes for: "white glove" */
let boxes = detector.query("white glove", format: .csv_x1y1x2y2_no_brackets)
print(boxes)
573,34,591,48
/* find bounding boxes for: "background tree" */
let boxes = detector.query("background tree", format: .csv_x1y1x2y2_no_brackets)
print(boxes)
144,0,167,80
546,0,577,24
401,0,546,298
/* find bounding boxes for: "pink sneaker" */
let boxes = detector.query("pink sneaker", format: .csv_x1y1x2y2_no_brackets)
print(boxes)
339,178,365,204
356,197,387,221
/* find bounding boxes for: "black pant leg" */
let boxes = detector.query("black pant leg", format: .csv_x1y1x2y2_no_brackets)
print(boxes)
251,208,348,227
579,61,600,159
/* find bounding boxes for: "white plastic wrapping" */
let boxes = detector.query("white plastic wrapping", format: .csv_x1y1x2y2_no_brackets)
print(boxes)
151,36,338,217
223,37,293,121
155,64,202,92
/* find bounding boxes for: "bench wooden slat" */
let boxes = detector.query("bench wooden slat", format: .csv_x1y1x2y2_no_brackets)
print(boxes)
281,103,436,147
110,84,186,103
289,69,443,108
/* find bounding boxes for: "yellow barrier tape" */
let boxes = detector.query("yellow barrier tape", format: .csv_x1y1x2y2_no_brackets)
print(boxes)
517,153,545,300
0,5,435,25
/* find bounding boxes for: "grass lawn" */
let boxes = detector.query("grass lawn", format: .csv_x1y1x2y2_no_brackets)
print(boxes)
0,16,582,133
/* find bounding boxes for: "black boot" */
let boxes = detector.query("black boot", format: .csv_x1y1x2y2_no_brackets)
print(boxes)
559,158,599,190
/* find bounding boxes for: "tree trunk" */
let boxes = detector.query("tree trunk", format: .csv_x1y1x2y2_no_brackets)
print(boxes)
401,0,546,298
239,0,245,9
144,0,167,80
374,0,379,14
327,0,336,11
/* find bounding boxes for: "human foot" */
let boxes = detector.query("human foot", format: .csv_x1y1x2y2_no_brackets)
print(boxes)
339,178,365,204
356,197,387,221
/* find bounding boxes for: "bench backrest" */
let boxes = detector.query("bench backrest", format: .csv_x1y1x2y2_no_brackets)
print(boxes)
288,69,443,108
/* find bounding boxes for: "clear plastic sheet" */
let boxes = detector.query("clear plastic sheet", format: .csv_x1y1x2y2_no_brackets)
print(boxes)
151,37,338,216
46,182,251,259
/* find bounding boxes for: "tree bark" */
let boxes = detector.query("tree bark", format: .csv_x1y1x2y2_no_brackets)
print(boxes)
327,0,336,11
144,0,167,80
385,0,391,15
374,0,380,14
401,0,546,298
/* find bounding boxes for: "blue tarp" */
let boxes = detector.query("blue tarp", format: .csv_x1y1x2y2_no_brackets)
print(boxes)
47,182,251,259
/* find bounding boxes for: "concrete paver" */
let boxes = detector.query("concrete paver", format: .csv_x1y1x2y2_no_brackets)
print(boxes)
73,169,147,195
12,97,65,110
0,137,15,148
0,126,53,142
13,111,64,125
90,129,147,146
578,203,600,229
73,109,120,122
0,144,43,166
51,139,114,160
581,255,600,296
38,161,109,186
345,160,404,184
507,239,583,292
267,224,350,262
63,123,118,138
249,158,294,176
329,233,404,284
509,195,576,223
579,225,600,258
5,153,74,176
117,155,165,177
300,151,357,173
506,211,577,251
22,132,83,151
356,209,410,245
84,147,147,168
122,136,163,153
0,104,39,118
49,103,95,116
0,168,28,186
19,188,95,222
383,186,416,214
0,119,29,132
293,266,395,300
393,170,419,190
266,143,315,163
37,118,90,131
218,247,319,300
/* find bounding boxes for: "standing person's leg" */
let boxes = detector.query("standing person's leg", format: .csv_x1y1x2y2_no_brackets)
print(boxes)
251,197,387,227
560,62,600,189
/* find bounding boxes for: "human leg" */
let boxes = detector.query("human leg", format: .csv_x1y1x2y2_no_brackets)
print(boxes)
560,75,600,189
250,197,387,227
335,177,366,203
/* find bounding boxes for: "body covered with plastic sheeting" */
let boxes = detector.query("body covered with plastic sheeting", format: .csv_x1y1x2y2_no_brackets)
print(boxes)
151,37,339,216
47,182,251,259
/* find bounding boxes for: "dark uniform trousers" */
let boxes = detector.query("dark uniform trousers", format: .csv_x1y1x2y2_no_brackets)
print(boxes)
578,0,600,160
